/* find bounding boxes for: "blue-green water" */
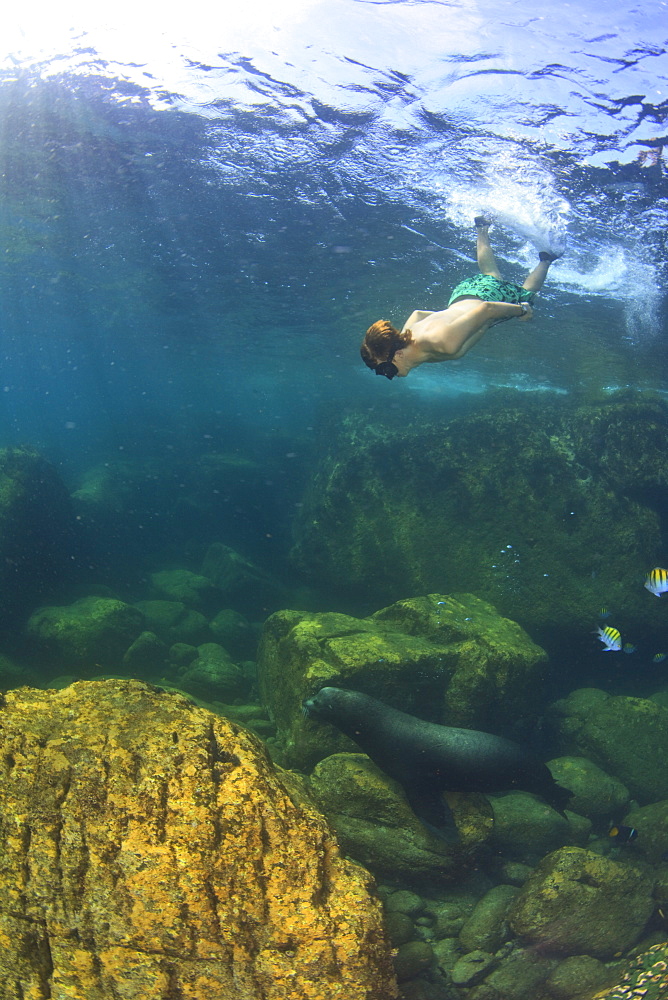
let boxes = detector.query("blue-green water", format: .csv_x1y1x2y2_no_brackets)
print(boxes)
0,4,667,996
1,2,665,606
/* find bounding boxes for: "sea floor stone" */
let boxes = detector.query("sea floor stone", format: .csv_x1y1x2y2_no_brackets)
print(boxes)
509,846,655,958
26,595,144,670
0,679,396,1000
550,689,668,803
258,593,548,770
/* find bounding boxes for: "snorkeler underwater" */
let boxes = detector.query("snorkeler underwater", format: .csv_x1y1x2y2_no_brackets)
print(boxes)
0,0,666,997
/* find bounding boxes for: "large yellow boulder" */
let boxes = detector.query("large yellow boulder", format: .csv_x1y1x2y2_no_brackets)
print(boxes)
0,680,396,1000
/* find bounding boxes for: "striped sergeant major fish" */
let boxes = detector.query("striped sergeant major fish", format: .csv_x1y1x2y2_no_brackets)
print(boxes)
644,567,668,597
595,626,622,652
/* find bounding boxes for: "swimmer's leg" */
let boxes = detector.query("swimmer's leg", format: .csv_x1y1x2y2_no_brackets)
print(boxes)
522,251,561,293
474,217,503,280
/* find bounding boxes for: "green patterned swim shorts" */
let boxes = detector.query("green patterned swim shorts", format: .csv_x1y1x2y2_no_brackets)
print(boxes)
448,273,536,307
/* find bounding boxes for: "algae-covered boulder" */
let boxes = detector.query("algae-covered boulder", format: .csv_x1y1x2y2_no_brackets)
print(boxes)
458,885,519,954
133,600,210,647
150,569,222,615
546,756,630,819
620,800,668,865
509,846,655,958
289,395,668,652
258,593,547,769
209,608,257,660
544,954,616,1000
201,542,286,616
122,630,168,673
0,679,397,999
550,689,668,802
307,752,492,879
177,642,245,701
26,596,144,669
474,947,558,999
489,791,589,862
0,446,79,629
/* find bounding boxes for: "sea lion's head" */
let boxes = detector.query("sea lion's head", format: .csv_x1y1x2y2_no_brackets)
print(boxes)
302,686,343,721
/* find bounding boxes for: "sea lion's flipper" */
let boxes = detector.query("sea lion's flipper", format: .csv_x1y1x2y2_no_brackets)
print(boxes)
405,785,460,844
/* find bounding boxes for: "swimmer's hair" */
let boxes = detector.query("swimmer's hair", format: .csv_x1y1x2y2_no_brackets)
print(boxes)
360,320,413,370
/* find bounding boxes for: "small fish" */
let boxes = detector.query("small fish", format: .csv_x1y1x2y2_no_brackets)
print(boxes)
609,824,638,844
644,567,668,597
595,626,622,652
653,652,667,664
599,607,611,619
623,643,637,654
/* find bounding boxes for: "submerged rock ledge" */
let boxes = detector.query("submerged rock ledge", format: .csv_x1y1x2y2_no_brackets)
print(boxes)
0,679,396,1000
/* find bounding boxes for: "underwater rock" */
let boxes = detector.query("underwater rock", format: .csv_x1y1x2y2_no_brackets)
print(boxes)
432,937,463,977
122,630,168,673
550,688,668,803
620,800,668,865
258,594,547,770
458,885,519,954
451,949,498,987
307,752,486,879
201,542,287,617
289,395,668,653
489,791,589,862
0,446,79,630
544,954,617,1000
133,599,210,647
149,568,222,615
508,846,655,958
168,641,199,667
209,607,257,660
546,756,630,819
384,911,416,947
0,679,396,999
177,642,245,701
26,595,144,670
475,947,558,1000
393,941,435,982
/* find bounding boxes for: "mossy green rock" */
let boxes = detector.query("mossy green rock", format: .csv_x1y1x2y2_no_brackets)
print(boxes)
458,885,519,954
544,954,617,1000
307,752,492,879
489,791,589,863
509,847,655,958
307,753,452,878
26,596,144,669
289,395,668,651
621,800,668,865
547,757,630,819
478,947,558,999
122,630,168,673
258,594,547,769
150,569,222,615
133,600,210,647
177,642,244,701
209,609,256,660
200,542,286,616
550,689,668,803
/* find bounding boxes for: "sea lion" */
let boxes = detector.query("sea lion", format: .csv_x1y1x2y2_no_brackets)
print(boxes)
303,686,571,839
